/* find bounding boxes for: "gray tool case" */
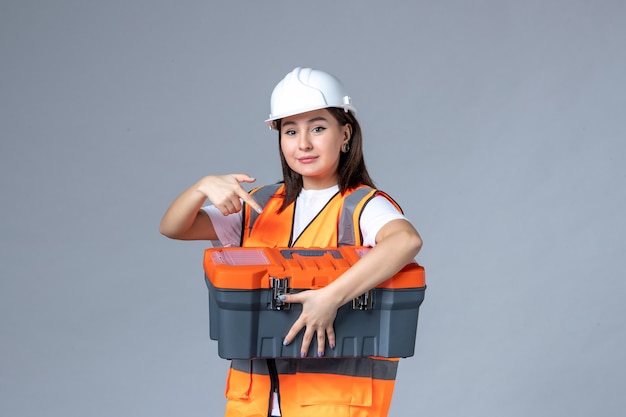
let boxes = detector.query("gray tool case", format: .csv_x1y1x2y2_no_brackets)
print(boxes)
204,246,426,360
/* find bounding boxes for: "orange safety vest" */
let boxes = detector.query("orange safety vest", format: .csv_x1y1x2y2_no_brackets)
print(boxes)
224,183,403,417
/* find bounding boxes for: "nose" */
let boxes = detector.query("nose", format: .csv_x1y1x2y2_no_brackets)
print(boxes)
297,133,313,150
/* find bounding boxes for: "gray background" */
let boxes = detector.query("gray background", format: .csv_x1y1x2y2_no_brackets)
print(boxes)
1,1,625,416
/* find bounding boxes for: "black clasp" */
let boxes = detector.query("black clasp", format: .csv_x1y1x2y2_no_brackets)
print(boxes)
270,277,291,311
352,290,373,310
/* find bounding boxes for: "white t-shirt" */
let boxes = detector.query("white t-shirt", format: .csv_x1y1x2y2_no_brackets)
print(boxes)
202,185,407,247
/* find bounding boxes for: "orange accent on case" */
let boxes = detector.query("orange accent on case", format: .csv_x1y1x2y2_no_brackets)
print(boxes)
203,246,425,291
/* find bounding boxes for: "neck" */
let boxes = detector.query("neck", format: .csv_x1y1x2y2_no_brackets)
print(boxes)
302,176,339,190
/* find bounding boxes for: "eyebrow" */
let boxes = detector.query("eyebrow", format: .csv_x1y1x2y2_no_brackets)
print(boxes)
282,116,329,127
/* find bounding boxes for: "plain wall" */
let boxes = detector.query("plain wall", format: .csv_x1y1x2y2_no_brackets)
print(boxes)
1,1,625,416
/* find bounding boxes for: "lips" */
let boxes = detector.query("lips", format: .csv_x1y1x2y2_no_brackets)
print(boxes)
297,156,318,164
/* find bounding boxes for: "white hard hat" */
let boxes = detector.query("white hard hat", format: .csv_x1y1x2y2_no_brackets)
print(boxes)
265,67,356,129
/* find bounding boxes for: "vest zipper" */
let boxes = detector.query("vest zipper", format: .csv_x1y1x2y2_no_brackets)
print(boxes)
267,358,282,416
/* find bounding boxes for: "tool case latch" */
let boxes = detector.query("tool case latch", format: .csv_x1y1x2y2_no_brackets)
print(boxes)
270,277,291,311
352,290,373,310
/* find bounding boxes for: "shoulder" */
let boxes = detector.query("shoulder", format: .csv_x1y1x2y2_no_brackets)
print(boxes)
343,185,402,213
361,195,406,221
356,188,409,247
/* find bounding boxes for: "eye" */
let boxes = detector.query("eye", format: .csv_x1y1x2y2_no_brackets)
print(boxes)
283,129,296,136
312,126,326,133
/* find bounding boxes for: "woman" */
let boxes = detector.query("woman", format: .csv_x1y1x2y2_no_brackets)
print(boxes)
160,67,422,417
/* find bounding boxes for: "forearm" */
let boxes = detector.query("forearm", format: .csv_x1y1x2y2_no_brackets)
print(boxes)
159,179,209,239
279,220,422,352
160,174,260,240
324,220,422,305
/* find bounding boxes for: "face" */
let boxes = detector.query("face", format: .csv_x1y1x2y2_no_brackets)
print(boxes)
280,109,352,190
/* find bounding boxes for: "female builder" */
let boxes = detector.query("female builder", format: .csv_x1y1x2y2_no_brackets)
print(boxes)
160,67,422,417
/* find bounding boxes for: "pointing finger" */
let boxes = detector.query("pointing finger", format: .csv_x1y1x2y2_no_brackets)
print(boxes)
230,174,263,214
241,192,263,214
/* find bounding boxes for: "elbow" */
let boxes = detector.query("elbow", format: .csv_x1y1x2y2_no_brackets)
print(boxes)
407,230,423,258
395,220,423,258
159,220,180,239
159,224,172,239
396,221,422,258
376,219,423,258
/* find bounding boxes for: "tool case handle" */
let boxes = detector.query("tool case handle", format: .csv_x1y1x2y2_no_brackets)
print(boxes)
279,249,343,259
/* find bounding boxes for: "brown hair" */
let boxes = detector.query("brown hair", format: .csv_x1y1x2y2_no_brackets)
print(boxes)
276,107,375,211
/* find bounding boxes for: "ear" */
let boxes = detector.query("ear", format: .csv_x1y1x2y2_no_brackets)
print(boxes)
342,123,352,143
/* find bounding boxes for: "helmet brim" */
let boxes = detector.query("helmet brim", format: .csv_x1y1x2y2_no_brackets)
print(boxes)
264,104,357,130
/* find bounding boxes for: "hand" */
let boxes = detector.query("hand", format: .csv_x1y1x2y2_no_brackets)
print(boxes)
281,288,340,358
197,174,263,215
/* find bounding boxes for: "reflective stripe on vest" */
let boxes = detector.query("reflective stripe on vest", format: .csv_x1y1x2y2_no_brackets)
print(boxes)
242,184,401,247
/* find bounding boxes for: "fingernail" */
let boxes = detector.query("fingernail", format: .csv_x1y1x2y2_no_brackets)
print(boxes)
278,295,286,301
330,343,335,349
283,339,289,346
256,208,263,214
317,351,324,358
301,352,306,358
